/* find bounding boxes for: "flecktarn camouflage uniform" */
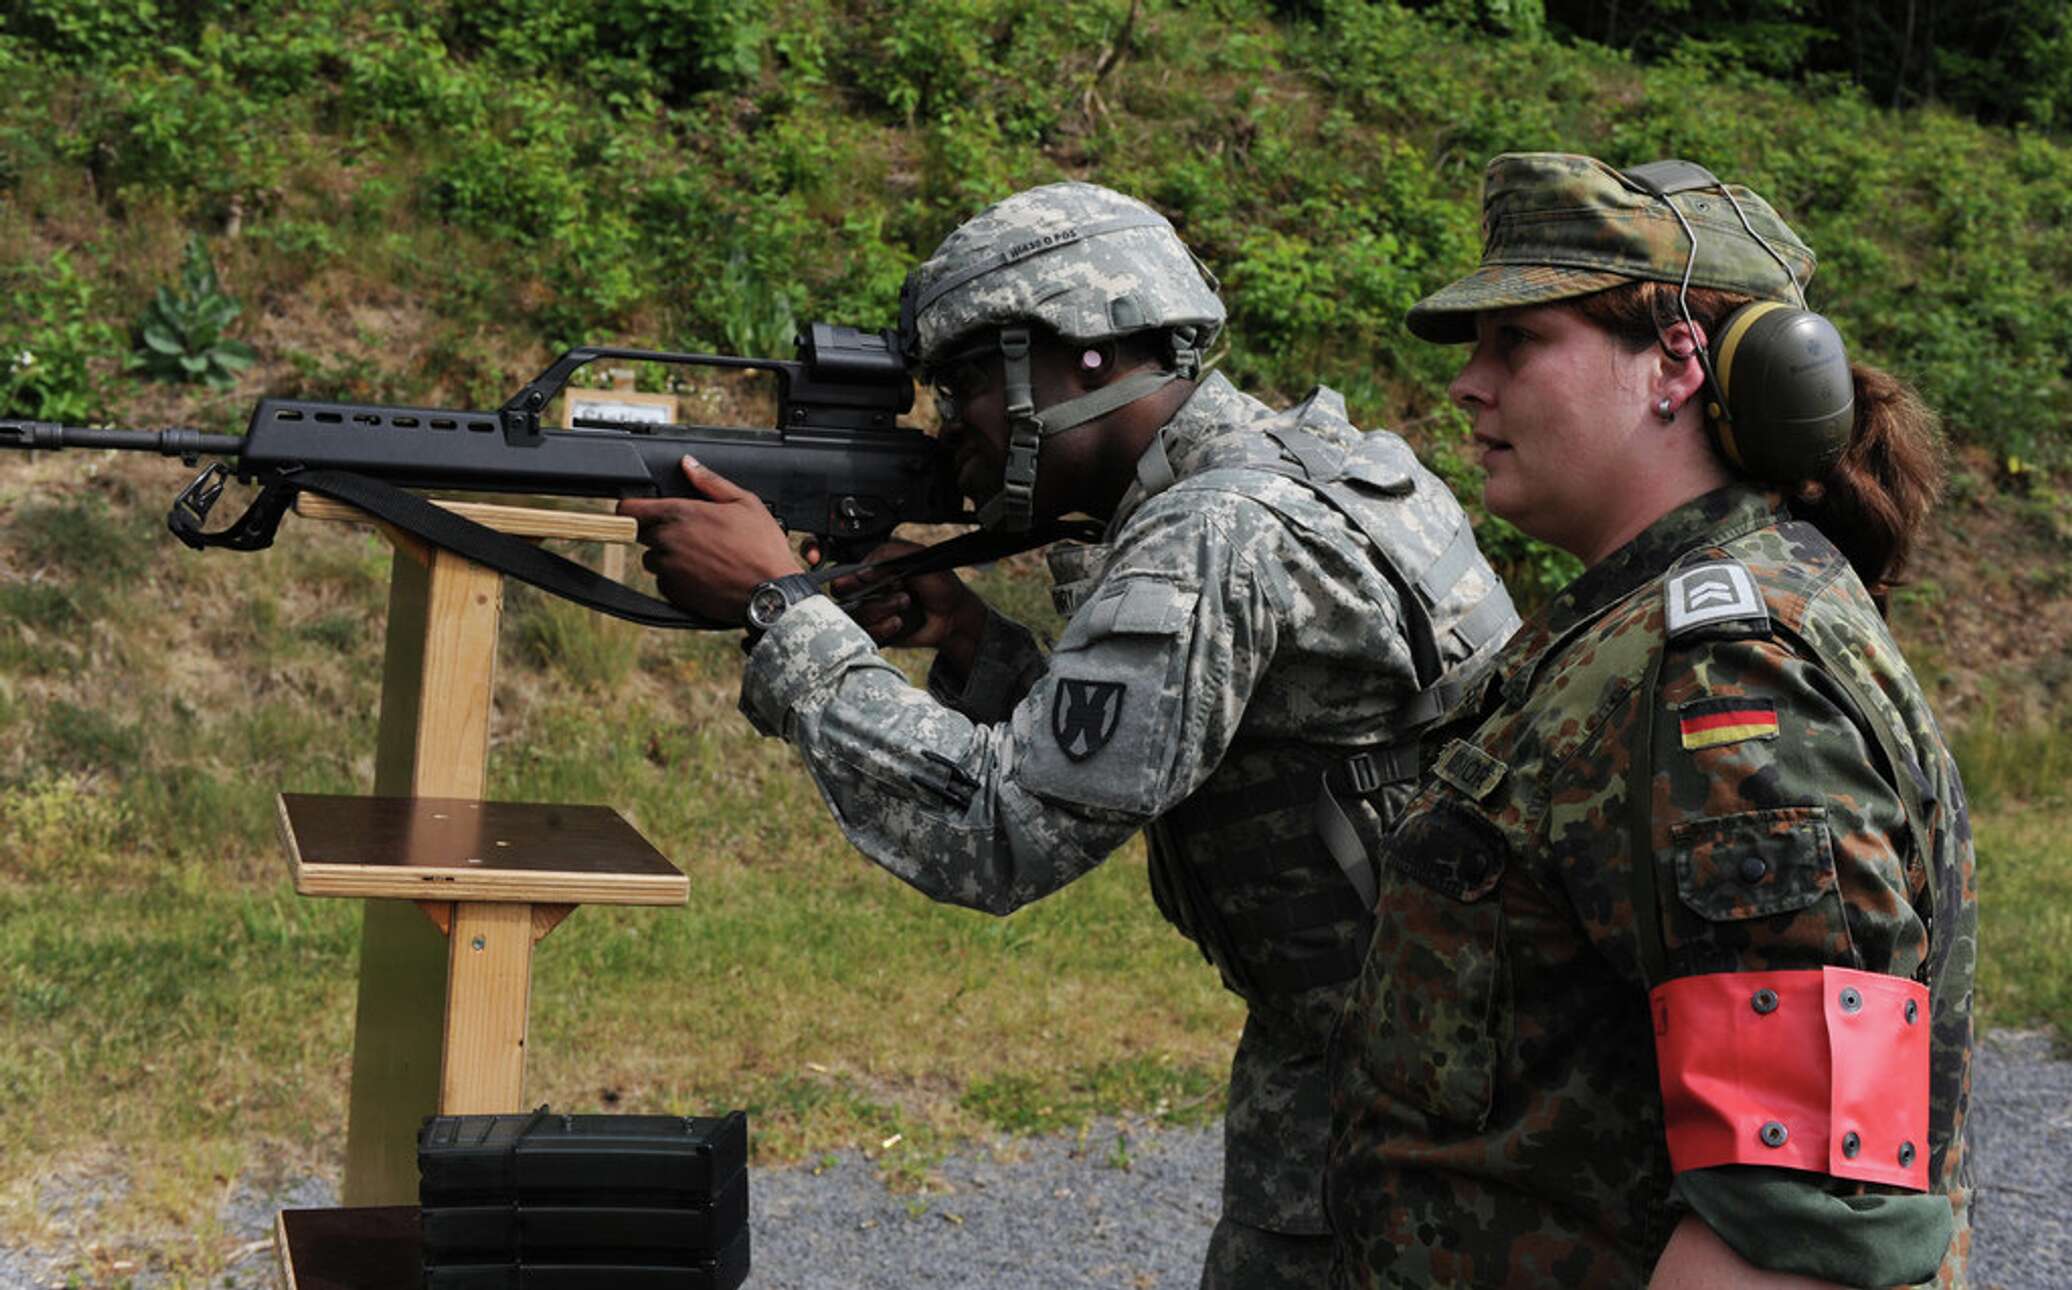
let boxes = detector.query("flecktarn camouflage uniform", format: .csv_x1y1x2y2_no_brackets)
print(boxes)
1326,484,1975,1288
741,365,1513,1288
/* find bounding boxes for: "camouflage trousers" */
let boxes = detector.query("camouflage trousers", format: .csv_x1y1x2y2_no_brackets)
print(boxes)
1199,1215,1335,1290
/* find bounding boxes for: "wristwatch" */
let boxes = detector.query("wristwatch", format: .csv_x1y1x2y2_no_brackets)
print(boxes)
745,571,824,633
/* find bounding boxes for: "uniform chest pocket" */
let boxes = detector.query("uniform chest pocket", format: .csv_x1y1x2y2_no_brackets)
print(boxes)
1016,578,1199,817
1665,805,1855,967
1343,792,1512,1129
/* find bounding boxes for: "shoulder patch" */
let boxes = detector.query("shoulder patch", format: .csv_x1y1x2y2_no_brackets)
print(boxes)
1664,560,1768,638
1052,678,1126,761
1677,696,1780,750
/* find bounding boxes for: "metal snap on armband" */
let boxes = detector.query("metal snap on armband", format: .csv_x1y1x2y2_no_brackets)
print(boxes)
1899,1141,1917,1168
1905,998,1919,1025
1839,986,1863,1013
1760,1121,1789,1148
1751,988,1779,1015
1841,1131,1861,1158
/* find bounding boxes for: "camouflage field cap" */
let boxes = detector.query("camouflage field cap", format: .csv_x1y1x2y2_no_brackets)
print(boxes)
1406,152,1817,343
897,181,1224,367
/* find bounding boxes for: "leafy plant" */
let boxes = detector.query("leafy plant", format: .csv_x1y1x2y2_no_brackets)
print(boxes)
128,236,256,390
709,249,799,359
0,251,114,421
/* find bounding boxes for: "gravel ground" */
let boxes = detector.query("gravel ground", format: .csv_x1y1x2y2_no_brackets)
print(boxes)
0,1029,2062,1289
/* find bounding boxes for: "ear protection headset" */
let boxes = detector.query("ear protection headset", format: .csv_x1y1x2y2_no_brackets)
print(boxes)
1623,160,1855,483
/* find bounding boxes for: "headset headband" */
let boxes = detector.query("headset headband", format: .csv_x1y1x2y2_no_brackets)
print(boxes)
1621,160,1807,310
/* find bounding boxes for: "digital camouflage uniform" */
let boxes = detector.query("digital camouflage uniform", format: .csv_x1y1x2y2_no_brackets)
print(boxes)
741,365,1514,1288
1326,484,1975,1288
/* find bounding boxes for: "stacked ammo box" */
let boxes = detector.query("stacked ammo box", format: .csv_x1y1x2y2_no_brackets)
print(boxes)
417,1109,750,1289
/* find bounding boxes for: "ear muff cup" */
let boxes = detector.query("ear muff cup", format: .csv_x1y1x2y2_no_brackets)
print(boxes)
1705,301,1856,483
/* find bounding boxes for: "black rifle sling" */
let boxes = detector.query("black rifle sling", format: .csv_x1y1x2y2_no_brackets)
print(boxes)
195,467,1094,632
289,468,731,628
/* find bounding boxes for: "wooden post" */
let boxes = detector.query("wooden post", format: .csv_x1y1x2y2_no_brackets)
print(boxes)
439,901,534,1113
286,496,653,1208
341,531,503,1206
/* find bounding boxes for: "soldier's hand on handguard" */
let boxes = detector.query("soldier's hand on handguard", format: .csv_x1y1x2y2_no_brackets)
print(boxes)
804,538,988,660
618,456,803,624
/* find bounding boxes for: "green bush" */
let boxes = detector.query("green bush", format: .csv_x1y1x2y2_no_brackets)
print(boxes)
0,0,170,64
128,236,257,390
1542,0,2072,130
69,50,295,219
435,0,763,104
0,0,2064,607
0,251,116,422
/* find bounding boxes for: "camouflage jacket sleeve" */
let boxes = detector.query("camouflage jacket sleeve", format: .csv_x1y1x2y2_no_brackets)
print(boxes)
1634,631,1926,983
1551,630,1951,1282
924,603,1047,725
737,501,1281,916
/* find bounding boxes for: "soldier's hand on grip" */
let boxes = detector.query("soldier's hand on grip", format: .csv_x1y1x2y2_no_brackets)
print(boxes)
810,538,985,651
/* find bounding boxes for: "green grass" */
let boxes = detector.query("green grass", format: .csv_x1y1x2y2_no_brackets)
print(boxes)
1958,697,2072,1042
1973,802,2072,1038
0,458,2060,1281
0,475,2063,1274
1950,697,2072,816
0,537,1239,1277
0,813,1237,1276
1948,693,2071,1044
2,0,2068,1270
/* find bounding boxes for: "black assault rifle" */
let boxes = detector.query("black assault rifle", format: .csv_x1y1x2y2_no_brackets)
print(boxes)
0,323,1009,629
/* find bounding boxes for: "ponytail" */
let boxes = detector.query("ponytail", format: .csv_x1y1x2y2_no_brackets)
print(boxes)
1790,364,1944,603
1570,281,1945,602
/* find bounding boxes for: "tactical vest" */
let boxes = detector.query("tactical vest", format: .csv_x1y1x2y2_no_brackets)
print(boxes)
1129,390,1516,1003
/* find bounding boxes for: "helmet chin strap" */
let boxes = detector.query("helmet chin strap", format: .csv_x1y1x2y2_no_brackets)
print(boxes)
974,325,1204,531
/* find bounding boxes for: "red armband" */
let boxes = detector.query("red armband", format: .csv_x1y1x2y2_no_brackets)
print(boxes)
1651,966,1930,1190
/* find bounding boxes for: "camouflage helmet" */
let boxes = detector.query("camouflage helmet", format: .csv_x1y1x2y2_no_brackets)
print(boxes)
896,182,1226,532
897,181,1224,369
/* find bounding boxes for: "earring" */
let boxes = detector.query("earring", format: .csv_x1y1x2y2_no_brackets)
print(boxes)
1655,397,1676,422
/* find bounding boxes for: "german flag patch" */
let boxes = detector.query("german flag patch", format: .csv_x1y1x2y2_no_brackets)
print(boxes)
1677,697,1781,750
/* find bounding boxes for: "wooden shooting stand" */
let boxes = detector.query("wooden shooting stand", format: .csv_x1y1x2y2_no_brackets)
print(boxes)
272,496,687,1286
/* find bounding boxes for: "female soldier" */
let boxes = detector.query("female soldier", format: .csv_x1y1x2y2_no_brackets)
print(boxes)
1325,153,1974,1288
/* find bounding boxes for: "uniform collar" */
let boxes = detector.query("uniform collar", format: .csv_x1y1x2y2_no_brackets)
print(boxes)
1106,371,1271,537
1492,483,1783,693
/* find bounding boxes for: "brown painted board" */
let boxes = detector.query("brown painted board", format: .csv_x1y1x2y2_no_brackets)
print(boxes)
275,1206,419,1289
280,794,687,906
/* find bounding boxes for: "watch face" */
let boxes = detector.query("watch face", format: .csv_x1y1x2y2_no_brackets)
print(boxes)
747,584,790,629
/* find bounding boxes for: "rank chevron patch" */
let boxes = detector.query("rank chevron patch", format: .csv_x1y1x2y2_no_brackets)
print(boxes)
1664,559,1769,636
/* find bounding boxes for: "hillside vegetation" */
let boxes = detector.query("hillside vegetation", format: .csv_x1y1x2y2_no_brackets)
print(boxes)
1,1,2068,1280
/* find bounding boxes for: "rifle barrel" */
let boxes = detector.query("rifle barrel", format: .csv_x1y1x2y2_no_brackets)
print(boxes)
0,421,245,458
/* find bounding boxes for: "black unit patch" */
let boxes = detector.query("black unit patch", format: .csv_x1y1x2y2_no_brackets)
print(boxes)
1052,678,1126,762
